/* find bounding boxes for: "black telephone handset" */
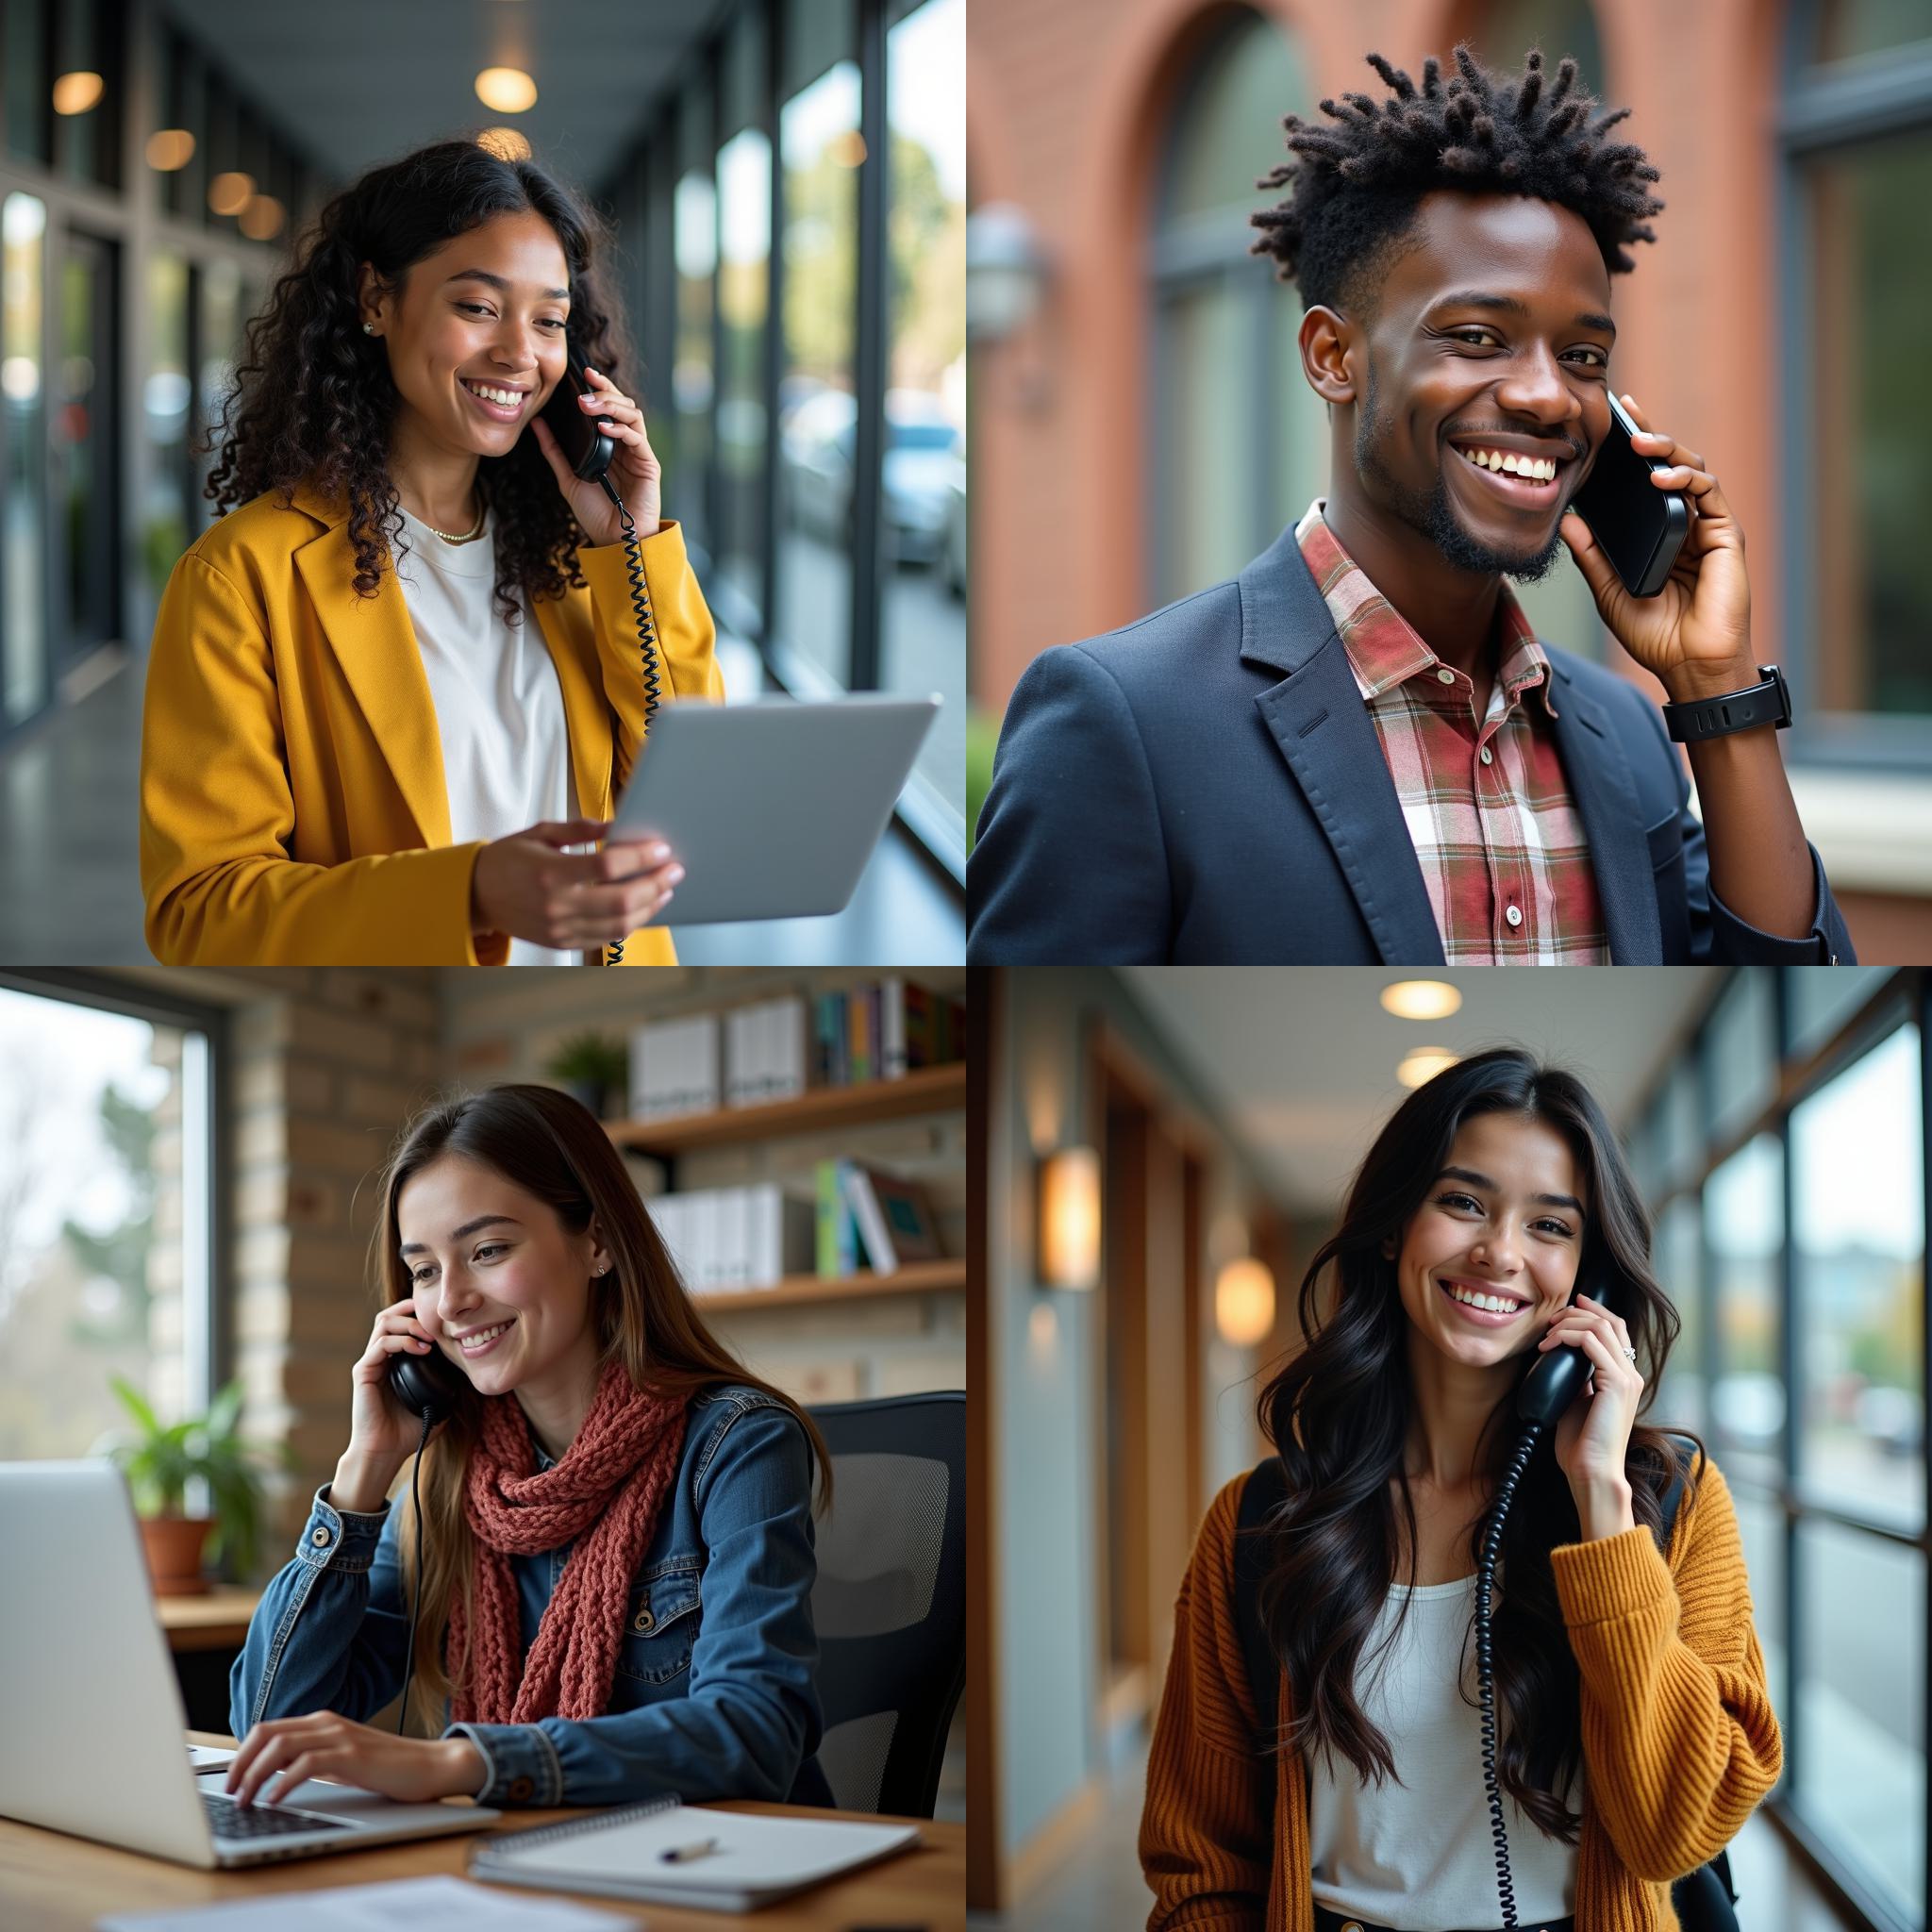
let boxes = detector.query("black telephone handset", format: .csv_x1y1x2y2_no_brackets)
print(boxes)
381,1333,466,1737
1477,1255,1624,1927
387,1341,464,1428
532,334,663,966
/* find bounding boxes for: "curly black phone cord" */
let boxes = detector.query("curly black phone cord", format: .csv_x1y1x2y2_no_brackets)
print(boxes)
1475,1418,1545,1929
601,482,661,967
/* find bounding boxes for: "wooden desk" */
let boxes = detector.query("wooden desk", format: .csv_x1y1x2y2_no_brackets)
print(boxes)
156,1588,262,1653
0,1730,963,1930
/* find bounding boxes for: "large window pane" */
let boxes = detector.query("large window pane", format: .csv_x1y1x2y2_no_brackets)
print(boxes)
882,0,966,825
1790,1024,1924,1530
1651,1192,1706,1433
1814,0,1932,64
0,990,194,1462
1706,1132,1785,1491
776,6,859,687
3,192,48,730
142,252,192,612
716,8,771,629
1794,1520,1924,1925
1707,969,1775,1148
1806,130,1932,723
674,130,717,558
1786,962,1889,1060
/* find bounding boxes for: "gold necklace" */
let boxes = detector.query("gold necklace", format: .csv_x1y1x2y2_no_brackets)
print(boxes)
422,499,486,543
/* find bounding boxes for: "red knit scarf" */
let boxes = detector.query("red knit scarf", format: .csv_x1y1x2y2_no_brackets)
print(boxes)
447,1357,689,1724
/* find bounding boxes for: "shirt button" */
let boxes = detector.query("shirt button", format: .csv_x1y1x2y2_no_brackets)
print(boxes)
1479,746,1493,765
1435,667,1456,685
310,1528,329,1546
1505,904,1524,928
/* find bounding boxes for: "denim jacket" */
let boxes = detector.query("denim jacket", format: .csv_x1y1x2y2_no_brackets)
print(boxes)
230,1384,832,1809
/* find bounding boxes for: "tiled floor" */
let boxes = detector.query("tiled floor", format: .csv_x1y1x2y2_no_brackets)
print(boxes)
0,647,962,966
973,1733,1864,1932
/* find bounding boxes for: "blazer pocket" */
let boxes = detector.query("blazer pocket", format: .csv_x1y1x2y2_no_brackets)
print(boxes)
614,1558,702,1685
1645,811,1690,954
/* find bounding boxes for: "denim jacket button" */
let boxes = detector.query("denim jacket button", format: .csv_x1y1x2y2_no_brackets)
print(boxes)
508,1775,534,1802
310,1528,329,1546
632,1605,656,1633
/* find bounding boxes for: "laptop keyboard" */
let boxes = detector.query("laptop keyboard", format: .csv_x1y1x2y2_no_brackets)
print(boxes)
202,1790,340,1839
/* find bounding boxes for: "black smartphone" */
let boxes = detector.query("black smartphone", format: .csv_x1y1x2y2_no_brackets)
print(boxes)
388,1337,465,1427
537,335,621,485
1566,390,1690,598
1516,1253,1618,1430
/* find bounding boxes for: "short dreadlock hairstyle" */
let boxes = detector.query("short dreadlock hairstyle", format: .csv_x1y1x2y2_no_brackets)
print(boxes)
1250,42,1663,326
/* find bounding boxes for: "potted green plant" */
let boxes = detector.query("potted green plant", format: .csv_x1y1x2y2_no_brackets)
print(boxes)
545,1030,631,1121
97,1374,297,1595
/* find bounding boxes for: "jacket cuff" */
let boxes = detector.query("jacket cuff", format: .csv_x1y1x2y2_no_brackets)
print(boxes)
1707,842,1842,963
300,1483,389,1574
441,1721,562,1807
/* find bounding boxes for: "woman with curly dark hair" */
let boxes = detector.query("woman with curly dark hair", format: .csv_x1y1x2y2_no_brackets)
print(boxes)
141,137,723,966
1141,1046,1779,1932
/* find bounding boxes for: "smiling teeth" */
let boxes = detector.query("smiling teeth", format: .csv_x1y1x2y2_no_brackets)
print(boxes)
461,380,525,408
1458,447,1557,482
1445,1283,1524,1314
459,1320,514,1351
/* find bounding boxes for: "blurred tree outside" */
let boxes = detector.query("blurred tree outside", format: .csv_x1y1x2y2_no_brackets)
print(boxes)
62,1080,157,1350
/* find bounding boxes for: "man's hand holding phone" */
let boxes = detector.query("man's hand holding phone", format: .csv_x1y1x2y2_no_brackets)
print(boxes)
1557,391,1757,701
471,816,683,951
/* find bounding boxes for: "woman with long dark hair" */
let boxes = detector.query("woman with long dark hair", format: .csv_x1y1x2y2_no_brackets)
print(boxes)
224,1084,834,1809
1141,1047,1780,1932
142,137,722,967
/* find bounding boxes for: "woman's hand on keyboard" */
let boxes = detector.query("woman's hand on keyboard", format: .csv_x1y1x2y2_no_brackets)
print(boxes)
226,1712,486,1807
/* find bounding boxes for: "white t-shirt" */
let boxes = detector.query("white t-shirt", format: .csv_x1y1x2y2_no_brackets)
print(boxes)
391,502,578,966
1305,1572,1582,1930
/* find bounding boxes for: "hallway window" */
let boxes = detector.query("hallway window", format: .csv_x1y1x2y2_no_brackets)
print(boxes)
0,985,210,1468
142,252,192,607
1706,1131,1785,1495
2,192,48,733
675,104,718,556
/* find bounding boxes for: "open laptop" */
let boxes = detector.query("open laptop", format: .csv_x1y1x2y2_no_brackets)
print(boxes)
0,1460,503,1868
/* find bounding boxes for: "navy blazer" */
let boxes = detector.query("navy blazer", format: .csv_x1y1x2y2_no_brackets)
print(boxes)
968,522,1855,966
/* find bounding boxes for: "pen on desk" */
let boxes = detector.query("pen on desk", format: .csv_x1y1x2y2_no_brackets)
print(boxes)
659,1836,721,1863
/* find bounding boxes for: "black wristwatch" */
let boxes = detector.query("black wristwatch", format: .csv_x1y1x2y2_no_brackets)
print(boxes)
1661,663,1792,742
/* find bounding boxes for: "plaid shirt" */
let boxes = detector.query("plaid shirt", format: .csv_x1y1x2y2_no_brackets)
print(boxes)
1294,499,1609,964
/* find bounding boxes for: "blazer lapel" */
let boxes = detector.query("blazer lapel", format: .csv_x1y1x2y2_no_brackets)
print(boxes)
1544,657,1664,963
1238,526,1445,964
531,593,617,824
288,476,452,850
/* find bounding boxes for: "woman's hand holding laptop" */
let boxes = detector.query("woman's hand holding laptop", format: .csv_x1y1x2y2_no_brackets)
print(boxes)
470,815,684,951
225,1710,488,1808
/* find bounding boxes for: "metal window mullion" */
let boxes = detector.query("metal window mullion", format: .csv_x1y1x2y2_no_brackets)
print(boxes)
847,0,887,693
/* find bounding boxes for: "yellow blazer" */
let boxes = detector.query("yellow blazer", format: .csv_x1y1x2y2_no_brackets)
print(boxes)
139,474,724,964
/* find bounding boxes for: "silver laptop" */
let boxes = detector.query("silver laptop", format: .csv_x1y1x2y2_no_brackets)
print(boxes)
0,1460,503,1868
608,692,941,924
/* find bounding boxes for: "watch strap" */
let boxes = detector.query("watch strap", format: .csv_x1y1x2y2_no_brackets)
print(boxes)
1662,664,1791,742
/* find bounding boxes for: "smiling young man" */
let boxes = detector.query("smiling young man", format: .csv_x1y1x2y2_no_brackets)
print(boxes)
968,43,1855,967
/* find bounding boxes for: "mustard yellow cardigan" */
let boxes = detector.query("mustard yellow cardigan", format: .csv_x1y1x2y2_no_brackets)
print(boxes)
1141,1454,1781,1932
140,475,725,964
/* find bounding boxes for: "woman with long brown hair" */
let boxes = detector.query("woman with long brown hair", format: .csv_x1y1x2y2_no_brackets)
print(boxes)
1141,1046,1780,1932
223,1083,834,1809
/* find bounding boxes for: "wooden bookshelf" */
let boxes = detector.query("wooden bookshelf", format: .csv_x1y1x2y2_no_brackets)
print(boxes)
607,1060,965,1156
690,1257,964,1312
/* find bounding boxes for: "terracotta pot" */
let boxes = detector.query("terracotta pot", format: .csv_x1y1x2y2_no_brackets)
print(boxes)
139,1514,214,1596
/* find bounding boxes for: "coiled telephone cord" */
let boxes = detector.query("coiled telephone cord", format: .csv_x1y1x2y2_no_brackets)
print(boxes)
602,483,661,967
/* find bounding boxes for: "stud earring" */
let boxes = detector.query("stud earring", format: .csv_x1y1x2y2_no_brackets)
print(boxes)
363,323,375,335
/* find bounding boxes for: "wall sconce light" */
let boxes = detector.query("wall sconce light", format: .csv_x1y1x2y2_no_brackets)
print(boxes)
966,202,1051,346
1037,1145,1100,1290
1215,1256,1275,1347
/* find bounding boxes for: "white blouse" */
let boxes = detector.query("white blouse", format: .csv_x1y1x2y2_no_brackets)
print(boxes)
391,502,578,966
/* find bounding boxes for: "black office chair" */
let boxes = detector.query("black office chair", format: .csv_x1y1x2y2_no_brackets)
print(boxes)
805,1391,964,1820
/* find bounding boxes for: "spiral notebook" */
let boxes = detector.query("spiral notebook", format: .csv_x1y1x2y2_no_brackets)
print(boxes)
464,1793,922,1911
